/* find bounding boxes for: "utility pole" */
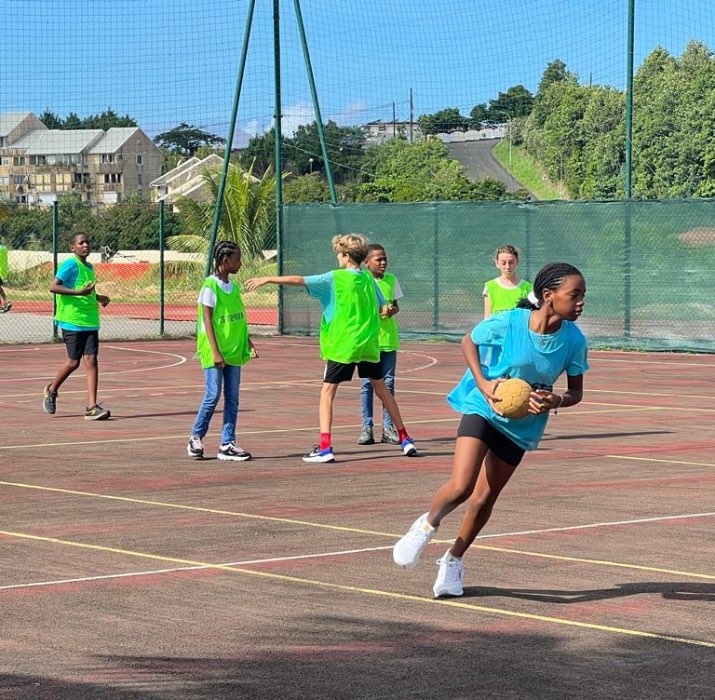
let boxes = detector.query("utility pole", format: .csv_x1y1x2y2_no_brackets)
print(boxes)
392,101,396,140
409,88,414,141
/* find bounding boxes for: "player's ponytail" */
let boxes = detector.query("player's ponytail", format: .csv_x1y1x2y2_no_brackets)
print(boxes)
517,262,582,310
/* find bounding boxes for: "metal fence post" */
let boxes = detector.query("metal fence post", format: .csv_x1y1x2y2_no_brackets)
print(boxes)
52,201,59,341
159,200,165,336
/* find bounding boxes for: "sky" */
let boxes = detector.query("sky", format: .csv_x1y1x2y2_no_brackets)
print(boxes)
1,0,713,146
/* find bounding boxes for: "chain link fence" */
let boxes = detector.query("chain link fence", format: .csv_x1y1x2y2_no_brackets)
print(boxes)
278,199,715,353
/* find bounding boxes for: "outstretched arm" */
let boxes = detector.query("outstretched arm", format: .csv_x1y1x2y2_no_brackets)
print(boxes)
245,275,305,292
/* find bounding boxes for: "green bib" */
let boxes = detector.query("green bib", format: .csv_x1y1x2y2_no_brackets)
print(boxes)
54,257,100,328
196,277,251,369
485,278,533,315
320,269,380,363
376,273,400,351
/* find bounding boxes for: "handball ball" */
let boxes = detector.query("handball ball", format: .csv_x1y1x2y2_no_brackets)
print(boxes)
494,378,532,419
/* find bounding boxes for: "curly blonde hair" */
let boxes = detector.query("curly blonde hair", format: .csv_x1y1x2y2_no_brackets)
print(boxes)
332,234,369,264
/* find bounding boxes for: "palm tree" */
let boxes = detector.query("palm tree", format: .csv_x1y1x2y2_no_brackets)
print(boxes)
169,160,277,264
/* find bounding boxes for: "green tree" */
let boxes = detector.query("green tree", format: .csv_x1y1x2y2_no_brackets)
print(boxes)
487,85,534,121
81,109,137,130
469,103,489,129
154,123,226,157
170,161,276,262
417,108,470,135
239,128,276,175
283,173,331,203
38,111,63,129
359,138,473,202
287,121,365,183
99,197,182,249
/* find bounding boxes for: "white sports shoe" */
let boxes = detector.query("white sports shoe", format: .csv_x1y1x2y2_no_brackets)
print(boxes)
392,513,436,568
433,550,464,598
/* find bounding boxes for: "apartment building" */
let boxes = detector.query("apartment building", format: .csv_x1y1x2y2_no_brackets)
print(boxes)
0,112,162,207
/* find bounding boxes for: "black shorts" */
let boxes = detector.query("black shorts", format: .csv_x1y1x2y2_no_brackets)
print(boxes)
457,413,525,467
62,330,99,361
323,359,383,384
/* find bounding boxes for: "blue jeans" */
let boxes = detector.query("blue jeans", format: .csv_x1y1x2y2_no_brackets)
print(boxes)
360,350,397,430
191,364,242,445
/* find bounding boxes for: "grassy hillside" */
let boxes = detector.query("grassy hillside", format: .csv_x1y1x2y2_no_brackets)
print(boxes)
492,141,568,201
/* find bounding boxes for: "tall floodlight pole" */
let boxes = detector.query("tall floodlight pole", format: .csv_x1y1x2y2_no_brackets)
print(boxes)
205,0,258,277
624,0,635,338
274,0,285,332
625,0,635,199
293,0,338,204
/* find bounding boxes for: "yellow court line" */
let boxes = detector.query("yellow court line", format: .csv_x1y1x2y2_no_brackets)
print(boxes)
0,528,712,649
606,455,715,468
0,417,461,451
0,479,712,581
0,403,678,452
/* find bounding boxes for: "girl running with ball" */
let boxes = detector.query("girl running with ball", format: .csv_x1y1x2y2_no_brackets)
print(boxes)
393,262,588,598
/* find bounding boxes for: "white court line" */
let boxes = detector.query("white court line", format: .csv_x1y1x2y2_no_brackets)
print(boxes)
2,511,713,593
0,344,187,383
592,356,715,368
398,349,439,373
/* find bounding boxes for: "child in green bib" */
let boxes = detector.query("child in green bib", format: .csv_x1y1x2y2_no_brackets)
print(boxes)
188,241,257,462
246,234,417,463
43,232,111,420
358,243,403,446
483,244,532,317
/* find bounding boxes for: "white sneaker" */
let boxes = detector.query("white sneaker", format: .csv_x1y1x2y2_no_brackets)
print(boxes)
187,436,204,459
392,513,436,569
217,443,252,461
433,550,464,598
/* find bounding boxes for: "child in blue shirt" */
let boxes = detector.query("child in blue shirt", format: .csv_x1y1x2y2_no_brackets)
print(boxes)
392,262,588,598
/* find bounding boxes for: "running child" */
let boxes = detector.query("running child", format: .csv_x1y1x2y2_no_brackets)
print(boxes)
43,232,111,420
245,233,417,463
483,244,532,317
357,243,403,446
0,242,11,312
187,240,257,462
393,262,588,597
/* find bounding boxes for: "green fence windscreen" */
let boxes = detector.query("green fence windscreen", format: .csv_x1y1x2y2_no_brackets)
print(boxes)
282,200,715,352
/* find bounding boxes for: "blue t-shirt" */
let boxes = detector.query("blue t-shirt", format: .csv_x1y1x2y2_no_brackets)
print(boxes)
304,269,386,324
447,308,589,451
55,257,99,331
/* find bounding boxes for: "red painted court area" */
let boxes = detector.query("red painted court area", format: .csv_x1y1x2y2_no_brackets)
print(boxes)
8,299,277,324
0,337,713,698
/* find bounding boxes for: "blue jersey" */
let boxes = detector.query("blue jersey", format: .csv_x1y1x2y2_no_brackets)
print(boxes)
304,269,385,324
447,308,589,451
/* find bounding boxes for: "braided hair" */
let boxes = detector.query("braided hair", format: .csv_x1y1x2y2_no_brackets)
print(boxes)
517,262,582,310
212,240,240,275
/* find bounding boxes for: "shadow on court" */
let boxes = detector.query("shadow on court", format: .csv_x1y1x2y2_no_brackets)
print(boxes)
1,621,712,699
464,582,715,603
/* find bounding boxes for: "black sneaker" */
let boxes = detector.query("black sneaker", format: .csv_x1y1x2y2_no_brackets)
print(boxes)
187,436,204,459
357,426,375,445
43,384,58,414
0,303,10,313
381,426,400,444
85,404,111,420
217,443,252,461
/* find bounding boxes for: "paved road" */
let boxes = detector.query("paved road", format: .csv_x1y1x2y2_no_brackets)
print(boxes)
447,138,527,194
